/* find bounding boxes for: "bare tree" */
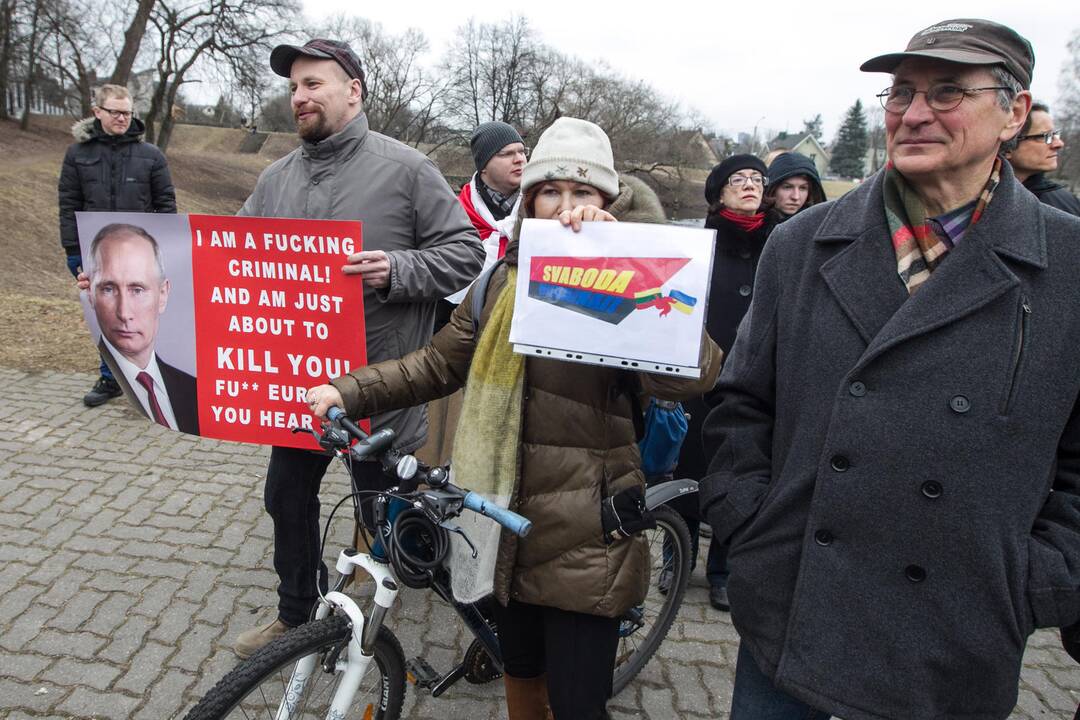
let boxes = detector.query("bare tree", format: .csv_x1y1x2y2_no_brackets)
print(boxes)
143,0,298,151
0,0,18,119
108,0,153,85
1057,28,1080,190
440,17,536,129
18,0,44,129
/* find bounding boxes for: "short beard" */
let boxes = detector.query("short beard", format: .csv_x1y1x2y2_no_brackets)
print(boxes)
296,111,332,143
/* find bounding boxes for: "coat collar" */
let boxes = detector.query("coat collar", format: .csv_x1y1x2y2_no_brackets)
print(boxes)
301,112,368,161
814,161,1047,361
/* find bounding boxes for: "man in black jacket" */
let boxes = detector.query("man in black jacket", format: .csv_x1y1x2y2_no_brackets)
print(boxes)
1003,102,1080,216
58,84,176,407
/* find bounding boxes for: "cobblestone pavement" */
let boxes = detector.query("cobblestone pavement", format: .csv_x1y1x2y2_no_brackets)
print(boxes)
1,367,1078,719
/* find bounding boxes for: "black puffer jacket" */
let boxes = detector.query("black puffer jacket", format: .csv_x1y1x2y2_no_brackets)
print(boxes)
58,117,176,255
675,211,777,483
1023,173,1080,217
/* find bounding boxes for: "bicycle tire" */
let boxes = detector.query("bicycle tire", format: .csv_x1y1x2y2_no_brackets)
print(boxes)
182,615,406,720
611,504,692,696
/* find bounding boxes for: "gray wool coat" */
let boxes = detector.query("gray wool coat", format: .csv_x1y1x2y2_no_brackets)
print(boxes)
699,160,1080,720
239,112,483,452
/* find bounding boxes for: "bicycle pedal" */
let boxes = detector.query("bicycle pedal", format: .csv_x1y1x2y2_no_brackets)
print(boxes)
406,657,441,689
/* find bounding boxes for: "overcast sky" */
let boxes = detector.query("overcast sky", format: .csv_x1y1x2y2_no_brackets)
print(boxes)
301,0,1076,142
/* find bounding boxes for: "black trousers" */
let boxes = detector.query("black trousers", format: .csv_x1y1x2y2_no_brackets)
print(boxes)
264,446,388,626
494,599,620,720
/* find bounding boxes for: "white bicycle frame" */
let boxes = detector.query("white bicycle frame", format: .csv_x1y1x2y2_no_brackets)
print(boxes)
274,549,400,720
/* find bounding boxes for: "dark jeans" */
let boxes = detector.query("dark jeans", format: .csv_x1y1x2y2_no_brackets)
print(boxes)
67,257,113,381
731,643,831,720
264,446,388,627
494,599,620,720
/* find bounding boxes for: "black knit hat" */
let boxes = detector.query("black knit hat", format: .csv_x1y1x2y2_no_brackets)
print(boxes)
705,154,768,205
470,121,525,173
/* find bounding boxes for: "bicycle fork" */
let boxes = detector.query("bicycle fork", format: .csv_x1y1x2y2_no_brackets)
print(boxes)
277,549,400,720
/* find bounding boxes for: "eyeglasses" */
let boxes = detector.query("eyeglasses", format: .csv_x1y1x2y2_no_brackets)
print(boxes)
99,107,133,120
1016,129,1062,145
494,147,529,160
876,85,1011,114
728,174,766,188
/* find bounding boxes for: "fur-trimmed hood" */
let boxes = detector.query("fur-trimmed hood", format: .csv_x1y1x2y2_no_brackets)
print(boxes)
70,115,146,143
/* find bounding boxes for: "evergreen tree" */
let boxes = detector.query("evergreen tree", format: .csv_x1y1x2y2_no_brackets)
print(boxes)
830,100,869,179
802,113,824,141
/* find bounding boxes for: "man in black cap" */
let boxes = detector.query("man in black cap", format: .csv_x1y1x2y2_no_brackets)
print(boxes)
700,19,1080,719
233,38,483,657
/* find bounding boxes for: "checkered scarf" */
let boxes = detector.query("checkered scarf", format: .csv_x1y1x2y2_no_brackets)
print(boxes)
885,157,1000,294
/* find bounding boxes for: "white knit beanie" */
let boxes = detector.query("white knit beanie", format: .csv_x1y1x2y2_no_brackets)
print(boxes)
521,117,619,199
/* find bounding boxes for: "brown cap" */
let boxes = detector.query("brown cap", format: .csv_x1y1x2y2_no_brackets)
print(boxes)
270,39,368,100
860,19,1034,89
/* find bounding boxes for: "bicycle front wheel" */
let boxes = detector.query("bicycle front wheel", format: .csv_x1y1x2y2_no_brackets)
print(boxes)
183,614,406,720
612,504,692,696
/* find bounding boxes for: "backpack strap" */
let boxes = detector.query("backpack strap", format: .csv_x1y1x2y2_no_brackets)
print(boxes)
470,258,505,336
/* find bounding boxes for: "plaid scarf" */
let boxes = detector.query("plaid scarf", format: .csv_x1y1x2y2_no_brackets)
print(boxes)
477,176,519,221
884,157,1000,294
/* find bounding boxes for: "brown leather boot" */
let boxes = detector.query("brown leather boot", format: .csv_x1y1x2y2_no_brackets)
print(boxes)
503,674,554,720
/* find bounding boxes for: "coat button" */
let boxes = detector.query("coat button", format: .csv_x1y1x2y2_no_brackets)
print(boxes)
739,249,752,259
830,455,849,472
849,381,866,397
949,395,970,413
921,480,943,499
739,285,752,297
814,529,834,546
905,564,927,583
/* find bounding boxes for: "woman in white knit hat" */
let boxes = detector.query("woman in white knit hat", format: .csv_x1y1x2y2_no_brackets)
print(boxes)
307,117,721,719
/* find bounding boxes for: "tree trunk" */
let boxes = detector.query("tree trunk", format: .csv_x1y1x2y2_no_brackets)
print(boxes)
109,0,155,86
19,0,44,130
0,0,15,120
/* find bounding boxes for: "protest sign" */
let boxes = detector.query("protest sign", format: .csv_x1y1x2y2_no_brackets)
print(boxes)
509,219,714,377
76,212,365,449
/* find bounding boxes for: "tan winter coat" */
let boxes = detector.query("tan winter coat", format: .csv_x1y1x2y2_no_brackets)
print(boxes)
332,177,721,616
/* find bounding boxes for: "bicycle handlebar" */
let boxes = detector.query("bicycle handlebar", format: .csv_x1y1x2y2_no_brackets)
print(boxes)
463,492,532,537
321,406,532,538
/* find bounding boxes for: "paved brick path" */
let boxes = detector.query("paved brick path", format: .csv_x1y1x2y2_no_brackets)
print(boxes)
0,368,1077,719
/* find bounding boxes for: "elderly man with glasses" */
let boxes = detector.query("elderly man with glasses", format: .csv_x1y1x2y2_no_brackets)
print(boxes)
58,83,176,408
699,19,1080,720
1003,102,1080,216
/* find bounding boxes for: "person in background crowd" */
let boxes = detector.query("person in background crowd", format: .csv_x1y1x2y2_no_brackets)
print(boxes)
231,38,483,658
423,122,528,466
1003,102,1080,216
58,83,176,408
764,151,826,221
700,18,1080,719
666,154,777,613
306,117,721,720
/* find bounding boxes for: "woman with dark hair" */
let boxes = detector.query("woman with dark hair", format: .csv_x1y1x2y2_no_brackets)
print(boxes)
666,154,777,611
306,117,721,720
763,151,826,222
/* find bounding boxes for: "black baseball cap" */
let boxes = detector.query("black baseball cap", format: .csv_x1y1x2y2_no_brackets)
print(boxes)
270,39,368,99
860,19,1034,90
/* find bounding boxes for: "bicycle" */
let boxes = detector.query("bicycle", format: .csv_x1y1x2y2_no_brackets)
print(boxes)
183,408,693,719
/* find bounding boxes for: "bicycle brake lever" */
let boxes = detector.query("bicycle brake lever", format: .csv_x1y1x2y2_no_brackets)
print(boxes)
439,521,478,558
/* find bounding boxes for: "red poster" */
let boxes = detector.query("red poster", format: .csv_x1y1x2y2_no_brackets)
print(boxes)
188,215,365,448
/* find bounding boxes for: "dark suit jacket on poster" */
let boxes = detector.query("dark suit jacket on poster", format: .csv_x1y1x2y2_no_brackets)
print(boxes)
99,339,199,434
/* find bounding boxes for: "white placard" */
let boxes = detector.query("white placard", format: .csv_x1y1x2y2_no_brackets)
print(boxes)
509,219,715,377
